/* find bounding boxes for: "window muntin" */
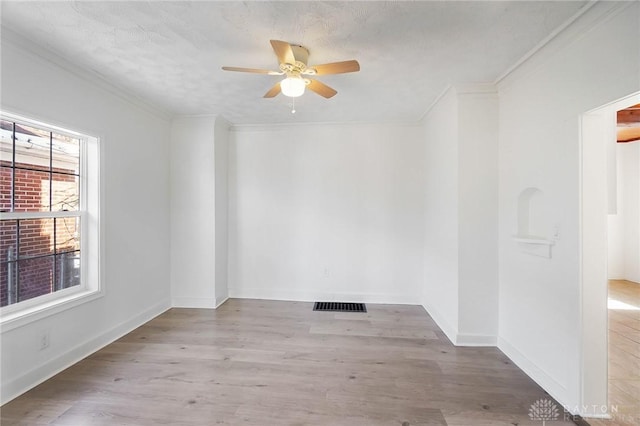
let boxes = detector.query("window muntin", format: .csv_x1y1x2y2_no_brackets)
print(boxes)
0,116,84,308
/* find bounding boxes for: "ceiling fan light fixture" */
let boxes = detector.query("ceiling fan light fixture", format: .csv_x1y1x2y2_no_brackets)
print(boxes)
222,40,360,100
281,76,306,97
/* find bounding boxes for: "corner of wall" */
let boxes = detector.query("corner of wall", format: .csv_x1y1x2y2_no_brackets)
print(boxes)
497,336,570,411
1,299,170,405
421,302,458,345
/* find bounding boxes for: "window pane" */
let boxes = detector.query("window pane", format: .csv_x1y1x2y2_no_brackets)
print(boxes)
13,168,50,212
14,123,51,173
0,260,17,307
51,173,79,211
0,166,11,212
0,219,18,307
1,219,17,262
18,255,53,302
55,251,80,290
0,119,14,165
18,218,54,258
56,217,80,252
0,114,90,309
52,133,79,174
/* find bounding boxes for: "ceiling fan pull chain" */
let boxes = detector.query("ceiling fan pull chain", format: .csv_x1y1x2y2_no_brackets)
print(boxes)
291,97,296,114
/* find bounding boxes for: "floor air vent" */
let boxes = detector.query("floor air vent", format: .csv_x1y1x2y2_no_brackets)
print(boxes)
313,302,367,313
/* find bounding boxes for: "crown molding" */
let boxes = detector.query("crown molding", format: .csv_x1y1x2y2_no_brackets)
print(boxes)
229,119,424,133
454,83,497,95
170,114,233,130
1,26,173,122
495,1,634,89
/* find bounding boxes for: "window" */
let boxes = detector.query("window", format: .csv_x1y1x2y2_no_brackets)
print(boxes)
0,113,100,328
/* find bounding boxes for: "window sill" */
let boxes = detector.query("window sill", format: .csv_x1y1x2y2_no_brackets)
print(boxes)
0,288,104,333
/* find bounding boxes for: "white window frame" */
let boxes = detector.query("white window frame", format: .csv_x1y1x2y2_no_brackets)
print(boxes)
0,112,102,332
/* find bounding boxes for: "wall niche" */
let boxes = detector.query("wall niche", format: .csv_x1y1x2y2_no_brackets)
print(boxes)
513,187,555,258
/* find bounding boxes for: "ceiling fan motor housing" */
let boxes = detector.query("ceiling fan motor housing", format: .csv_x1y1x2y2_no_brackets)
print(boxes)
222,40,358,99
280,45,311,75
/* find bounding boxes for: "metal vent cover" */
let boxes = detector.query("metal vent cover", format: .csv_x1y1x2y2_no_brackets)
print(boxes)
313,302,367,312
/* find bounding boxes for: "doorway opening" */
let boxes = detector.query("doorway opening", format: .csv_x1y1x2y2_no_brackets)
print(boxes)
580,92,640,422
604,102,640,424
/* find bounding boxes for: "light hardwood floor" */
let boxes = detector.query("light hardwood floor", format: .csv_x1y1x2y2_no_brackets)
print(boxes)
588,280,640,426
2,300,580,425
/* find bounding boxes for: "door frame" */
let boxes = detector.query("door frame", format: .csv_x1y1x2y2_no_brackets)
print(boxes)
580,91,640,417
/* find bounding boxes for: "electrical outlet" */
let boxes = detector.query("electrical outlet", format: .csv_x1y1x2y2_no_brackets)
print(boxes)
39,331,50,350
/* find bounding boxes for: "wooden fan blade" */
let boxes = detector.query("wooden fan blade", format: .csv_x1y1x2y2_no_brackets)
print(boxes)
307,79,337,98
305,60,360,75
270,40,295,65
222,66,282,75
264,82,281,98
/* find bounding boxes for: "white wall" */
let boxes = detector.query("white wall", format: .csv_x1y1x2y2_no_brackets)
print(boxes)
496,1,640,414
1,31,172,403
170,116,229,308
608,144,626,279
422,86,499,346
613,142,640,282
457,88,499,343
608,142,640,282
214,117,230,304
621,142,640,283
228,123,425,303
422,89,460,335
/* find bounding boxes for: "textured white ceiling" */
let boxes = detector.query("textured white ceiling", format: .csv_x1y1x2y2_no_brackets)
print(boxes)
1,1,587,125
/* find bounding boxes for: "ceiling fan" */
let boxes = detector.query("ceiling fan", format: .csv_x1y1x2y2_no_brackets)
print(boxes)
222,40,360,99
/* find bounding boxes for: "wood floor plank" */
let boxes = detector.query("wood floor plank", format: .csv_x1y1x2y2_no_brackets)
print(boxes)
600,280,640,425
2,299,576,425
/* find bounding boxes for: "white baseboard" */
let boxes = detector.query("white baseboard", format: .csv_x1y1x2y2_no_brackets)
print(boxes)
579,413,612,419
421,303,496,346
1,299,170,405
215,296,229,308
421,302,458,345
171,296,229,309
497,336,569,410
171,296,217,309
227,287,417,305
456,333,497,346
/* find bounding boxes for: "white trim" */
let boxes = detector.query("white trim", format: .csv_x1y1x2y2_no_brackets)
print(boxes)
494,1,597,85
0,113,102,333
215,296,229,309
579,91,640,418
496,1,634,90
417,83,497,124
0,111,88,139
171,297,217,309
0,211,81,220
0,28,171,122
580,414,612,420
454,83,498,95
0,288,103,332
455,333,497,347
169,297,228,310
229,120,424,133
421,301,457,345
228,287,418,305
498,336,568,412
420,302,496,346
1,299,170,405
419,85,453,124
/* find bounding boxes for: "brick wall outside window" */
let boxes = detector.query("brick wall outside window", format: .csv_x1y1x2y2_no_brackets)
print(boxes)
0,160,79,307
